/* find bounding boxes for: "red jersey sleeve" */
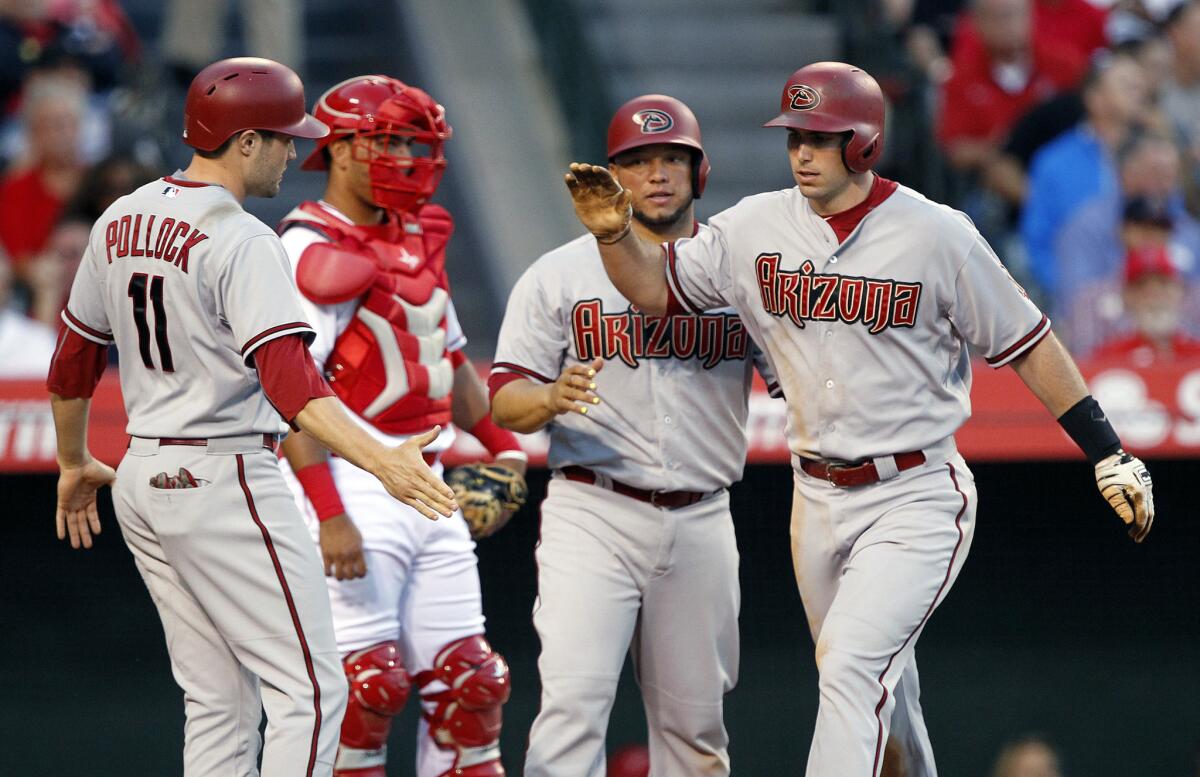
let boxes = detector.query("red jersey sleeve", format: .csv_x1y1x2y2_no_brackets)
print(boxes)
253,333,333,427
46,325,108,399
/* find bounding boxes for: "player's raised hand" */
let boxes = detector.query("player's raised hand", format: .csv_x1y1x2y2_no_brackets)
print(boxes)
565,163,633,243
55,456,116,550
376,425,458,521
1094,450,1154,542
547,358,603,417
319,514,367,579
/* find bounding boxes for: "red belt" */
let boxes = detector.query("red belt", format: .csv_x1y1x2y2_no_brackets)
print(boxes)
156,434,280,452
799,451,925,488
561,465,710,509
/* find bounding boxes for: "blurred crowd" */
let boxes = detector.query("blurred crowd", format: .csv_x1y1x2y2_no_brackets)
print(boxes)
0,0,160,378
0,0,304,378
882,0,1200,364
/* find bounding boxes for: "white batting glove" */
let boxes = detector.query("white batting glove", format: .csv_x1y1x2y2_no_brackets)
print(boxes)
1094,451,1154,543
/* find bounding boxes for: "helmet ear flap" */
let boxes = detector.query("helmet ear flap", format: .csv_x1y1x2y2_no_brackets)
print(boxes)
693,150,710,198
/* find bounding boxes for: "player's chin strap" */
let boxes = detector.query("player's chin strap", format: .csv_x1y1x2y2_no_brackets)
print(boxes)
414,634,511,777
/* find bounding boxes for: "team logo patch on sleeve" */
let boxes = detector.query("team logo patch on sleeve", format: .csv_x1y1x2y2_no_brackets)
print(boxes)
787,85,821,111
633,109,674,134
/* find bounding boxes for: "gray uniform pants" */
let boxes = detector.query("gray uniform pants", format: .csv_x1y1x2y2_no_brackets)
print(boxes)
524,476,739,777
791,441,978,777
114,435,346,777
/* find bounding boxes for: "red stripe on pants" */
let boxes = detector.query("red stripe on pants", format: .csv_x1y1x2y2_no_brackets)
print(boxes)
870,462,968,777
236,453,323,777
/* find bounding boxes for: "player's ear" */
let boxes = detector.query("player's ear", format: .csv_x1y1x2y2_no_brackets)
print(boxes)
235,130,260,158
329,138,353,170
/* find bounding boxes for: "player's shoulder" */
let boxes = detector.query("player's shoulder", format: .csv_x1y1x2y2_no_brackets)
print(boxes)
726,188,797,217
529,232,600,274
278,202,335,260
508,233,601,296
886,184,979,240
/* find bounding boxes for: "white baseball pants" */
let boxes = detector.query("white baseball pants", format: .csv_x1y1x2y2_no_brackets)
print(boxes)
284,456,487,777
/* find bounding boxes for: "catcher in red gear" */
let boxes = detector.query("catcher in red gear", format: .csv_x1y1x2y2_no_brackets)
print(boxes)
277,74,526,777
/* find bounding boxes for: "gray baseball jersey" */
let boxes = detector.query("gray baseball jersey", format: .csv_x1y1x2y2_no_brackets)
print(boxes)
498,227,771,777
62,171,345,776
492,229,777,493
665,184,1048,462
62,175,315,437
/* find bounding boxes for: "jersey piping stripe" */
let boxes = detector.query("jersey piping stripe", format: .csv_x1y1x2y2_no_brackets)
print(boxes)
870,462,968,777
236,454,323,777
61,308,113,344
162,176,213,188
665,241,705,315
491,361,555,384
985,314,1051,367
241,322,314,356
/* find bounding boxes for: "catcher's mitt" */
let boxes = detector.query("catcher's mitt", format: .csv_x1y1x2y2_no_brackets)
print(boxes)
445,463,528,539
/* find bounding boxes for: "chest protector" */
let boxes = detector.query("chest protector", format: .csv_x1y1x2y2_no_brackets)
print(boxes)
280,201,455,434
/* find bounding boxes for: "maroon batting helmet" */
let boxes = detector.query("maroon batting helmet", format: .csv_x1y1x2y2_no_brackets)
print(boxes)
182,57,327,152
607,94,710,198
764,62,885,174
300,75,451,212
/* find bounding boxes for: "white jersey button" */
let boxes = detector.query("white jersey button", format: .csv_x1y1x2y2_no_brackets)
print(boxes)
825,379,834,389
829,256,839,264
664,415,673,425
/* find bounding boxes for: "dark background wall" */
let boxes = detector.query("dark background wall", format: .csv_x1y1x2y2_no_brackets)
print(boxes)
2,459,1196,776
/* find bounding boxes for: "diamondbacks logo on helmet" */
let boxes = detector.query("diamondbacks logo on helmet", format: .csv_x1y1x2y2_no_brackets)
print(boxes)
633,109,674,134
787,85,821,111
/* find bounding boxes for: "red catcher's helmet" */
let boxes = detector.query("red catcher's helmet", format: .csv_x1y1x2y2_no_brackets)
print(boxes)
182,57,327,152
764,61,885,174
301,75,451,212
607,94,710,198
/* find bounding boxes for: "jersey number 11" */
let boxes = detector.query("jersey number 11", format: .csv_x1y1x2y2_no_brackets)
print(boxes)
128,272,174,372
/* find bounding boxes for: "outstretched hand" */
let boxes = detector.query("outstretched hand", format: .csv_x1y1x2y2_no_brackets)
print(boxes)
56,457,117,549
565,163,633,242
377,426,459,521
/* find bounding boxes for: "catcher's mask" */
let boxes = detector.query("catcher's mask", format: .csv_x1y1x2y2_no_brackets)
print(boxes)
304,75,451,213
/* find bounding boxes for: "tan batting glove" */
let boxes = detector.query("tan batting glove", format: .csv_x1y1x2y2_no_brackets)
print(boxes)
1094,450,1154,543
565,163,633,243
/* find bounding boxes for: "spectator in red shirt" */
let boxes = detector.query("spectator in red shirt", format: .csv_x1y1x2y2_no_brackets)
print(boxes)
0,73,85,269
1092,243,1200,363
937,0,1088,172
950,0,1108,68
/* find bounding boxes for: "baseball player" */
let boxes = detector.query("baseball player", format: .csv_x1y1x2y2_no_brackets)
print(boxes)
563,62,1155,777
275,75,526,777
490,95,780,777
46,58,457,777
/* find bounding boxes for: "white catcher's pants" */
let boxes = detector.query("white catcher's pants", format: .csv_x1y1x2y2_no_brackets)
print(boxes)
282,455,485,777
